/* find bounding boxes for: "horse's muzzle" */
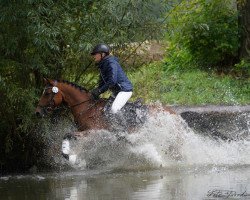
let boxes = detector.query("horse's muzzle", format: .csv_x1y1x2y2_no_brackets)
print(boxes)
35,107,45,117
35,111,42,117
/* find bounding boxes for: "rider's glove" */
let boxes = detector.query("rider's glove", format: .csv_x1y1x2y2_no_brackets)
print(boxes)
91,88,101,100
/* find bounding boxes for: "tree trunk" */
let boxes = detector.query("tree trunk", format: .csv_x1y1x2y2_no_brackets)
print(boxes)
238,0,250,61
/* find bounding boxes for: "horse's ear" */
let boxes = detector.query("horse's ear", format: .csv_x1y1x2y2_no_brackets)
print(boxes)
43,77,53,85
43,77,49,85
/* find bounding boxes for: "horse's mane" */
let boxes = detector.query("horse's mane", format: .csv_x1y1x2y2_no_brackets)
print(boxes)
56,80,89,93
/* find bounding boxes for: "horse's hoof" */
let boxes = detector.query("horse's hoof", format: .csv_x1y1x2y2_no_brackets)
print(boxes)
62,153,69,160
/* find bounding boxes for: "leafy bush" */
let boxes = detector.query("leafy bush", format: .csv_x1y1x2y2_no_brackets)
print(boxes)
234,59,250,77
165,0,239,71
0,78,38,172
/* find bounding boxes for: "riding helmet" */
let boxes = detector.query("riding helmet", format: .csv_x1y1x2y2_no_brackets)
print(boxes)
91,44,110,55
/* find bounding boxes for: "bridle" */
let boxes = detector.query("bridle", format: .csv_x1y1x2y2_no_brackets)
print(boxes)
37,86,58,113
38,85,98,117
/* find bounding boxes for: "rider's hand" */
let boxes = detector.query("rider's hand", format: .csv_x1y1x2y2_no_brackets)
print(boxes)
90,88,101,100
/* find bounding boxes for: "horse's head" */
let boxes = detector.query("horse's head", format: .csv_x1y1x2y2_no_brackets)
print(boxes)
35,78,63,117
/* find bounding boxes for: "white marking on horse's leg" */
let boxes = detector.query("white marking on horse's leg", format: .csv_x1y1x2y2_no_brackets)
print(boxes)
69,154,77,165
62,139,70,155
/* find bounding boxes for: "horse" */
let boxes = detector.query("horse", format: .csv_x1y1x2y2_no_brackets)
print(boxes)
35,78,176,164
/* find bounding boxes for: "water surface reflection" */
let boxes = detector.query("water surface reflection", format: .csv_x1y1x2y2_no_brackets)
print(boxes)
1,167,250,200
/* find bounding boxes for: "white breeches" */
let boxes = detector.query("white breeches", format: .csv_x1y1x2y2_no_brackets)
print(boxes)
111,91,133,114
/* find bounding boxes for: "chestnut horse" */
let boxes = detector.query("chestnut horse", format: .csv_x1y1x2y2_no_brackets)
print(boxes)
35,78,175,163
35,79,111,131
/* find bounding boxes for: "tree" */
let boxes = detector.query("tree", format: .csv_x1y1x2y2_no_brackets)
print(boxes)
238,0,250,61
165,0,239,71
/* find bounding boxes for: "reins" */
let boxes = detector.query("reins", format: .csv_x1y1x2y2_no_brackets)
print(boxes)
74,100,99,122
70,99,92,108
70,97,99,122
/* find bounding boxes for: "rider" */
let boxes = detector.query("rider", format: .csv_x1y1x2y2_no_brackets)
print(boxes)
90,44,133,114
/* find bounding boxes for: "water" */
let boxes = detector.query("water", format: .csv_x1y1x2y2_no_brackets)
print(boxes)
1,167,250,199
1,110,250,199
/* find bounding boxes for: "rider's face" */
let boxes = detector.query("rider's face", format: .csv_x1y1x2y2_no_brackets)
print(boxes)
92,53,102,62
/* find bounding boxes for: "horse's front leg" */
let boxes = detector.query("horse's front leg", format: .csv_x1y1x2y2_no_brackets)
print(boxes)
61,131,89,164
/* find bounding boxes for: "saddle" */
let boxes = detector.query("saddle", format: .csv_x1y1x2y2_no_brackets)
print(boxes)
103,97,148,131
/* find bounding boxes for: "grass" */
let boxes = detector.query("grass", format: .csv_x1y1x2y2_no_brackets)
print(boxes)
128,62,250,105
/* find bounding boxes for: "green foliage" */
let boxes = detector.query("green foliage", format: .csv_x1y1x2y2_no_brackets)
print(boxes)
234,59,250,77
160,70,250,105
128,62,164,102
165,0,239,71
0,75,38,170
129,62,250,105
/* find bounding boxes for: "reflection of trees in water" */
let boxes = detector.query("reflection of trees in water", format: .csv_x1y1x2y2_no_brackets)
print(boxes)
1,168,250,199
57,173,188,200
53,169,250,199
62,175,166,200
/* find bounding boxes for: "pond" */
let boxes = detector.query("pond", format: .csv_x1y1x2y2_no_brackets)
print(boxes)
1,166,250,200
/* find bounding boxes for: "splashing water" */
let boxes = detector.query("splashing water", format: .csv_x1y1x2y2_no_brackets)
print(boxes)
63,109,250,171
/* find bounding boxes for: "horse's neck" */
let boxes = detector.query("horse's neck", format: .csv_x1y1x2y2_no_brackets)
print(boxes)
59,83,88,107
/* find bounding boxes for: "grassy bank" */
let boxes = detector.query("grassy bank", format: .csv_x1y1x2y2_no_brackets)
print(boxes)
128,62,250,105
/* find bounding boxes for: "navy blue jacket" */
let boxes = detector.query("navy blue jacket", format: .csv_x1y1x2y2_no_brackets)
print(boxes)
97,56,133,95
